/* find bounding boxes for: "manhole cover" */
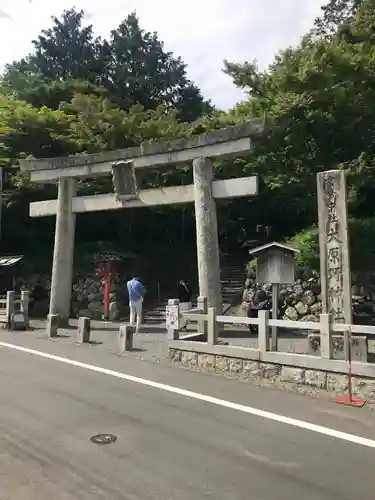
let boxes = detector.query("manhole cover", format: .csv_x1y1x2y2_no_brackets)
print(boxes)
90,433,117,445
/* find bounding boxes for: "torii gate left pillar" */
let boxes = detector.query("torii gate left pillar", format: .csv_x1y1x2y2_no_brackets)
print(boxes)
49,177,76,327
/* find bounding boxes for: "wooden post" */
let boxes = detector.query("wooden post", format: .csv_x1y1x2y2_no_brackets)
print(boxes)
344,328,353,401
258,310,270,352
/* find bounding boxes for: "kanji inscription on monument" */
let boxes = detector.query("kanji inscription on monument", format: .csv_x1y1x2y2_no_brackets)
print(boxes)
317,170,352,323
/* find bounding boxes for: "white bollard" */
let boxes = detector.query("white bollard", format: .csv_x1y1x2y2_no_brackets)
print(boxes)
20,290,30,317
77,317,91,343
118,324,134,353
166,299,180,340
47,313,59,338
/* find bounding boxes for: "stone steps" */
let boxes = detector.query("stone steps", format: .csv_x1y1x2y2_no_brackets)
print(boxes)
141,261,246,323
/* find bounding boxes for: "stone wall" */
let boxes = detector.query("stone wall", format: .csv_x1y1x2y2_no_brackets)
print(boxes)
241,275,375,325
72,276,124,320
23,274,124,320
169,348,375,408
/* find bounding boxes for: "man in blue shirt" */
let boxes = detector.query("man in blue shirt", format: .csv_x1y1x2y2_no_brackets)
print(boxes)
127,276,146,332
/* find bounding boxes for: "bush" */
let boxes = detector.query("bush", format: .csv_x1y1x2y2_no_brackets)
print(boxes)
286,218,375,276
285,226,319,273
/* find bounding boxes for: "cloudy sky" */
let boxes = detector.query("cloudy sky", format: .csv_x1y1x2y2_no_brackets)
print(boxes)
0,0,323,109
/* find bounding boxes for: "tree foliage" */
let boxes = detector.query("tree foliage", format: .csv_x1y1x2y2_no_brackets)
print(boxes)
222,0,375,234
1,8,210,122
286,218,375,283
312,0,363,38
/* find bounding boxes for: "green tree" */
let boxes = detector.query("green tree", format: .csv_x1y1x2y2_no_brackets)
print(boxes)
0,93,83,250
29,8,101,82
106,12,209,120
312,0,363,38
0,88,198,252
221,0,375,237
1,8,210,121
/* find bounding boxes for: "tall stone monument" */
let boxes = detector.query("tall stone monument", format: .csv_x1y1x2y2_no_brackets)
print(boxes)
317,170,352,324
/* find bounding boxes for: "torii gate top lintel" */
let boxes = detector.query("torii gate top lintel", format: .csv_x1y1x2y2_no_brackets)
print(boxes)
18,118,265,183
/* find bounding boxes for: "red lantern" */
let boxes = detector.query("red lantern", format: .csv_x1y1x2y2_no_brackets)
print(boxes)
94,253,121,320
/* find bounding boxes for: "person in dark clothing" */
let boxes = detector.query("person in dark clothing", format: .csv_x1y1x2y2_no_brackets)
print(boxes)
177,280,192,330
247,289,270,333
178,280,191,303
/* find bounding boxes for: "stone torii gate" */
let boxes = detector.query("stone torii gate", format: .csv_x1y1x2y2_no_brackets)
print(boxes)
19,119,264,334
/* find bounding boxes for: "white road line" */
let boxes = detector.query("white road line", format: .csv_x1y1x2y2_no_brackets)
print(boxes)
0,340,375,450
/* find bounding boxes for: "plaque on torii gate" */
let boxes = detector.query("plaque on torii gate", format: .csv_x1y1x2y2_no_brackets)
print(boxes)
19,119,265,336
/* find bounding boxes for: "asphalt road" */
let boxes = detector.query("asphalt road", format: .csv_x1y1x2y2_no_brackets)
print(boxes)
0,331,374,499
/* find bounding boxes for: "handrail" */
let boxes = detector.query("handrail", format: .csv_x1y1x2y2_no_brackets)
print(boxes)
168,296,375,365
182,310,375,336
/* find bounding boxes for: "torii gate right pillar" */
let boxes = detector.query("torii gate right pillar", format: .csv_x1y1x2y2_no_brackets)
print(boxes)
193,157,222,313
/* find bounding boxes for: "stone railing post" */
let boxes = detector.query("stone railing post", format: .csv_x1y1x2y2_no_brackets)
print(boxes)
77,316,91,344
207,307,218,345
197,296,208,336
258,309,270,352
6,291,15,324
118,324,135,352
47,314,59,338
320,313,333,359
167,299,180,340
20,290,30,317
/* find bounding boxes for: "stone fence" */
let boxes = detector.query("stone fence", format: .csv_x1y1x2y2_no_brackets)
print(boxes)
167,298,375,406
0,291,30,327
241,276,375,325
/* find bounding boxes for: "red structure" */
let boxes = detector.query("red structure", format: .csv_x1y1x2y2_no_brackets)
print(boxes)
95,253,122,320
335,328,365,408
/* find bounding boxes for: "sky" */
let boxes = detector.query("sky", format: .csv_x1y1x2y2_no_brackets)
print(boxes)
0,0,323,109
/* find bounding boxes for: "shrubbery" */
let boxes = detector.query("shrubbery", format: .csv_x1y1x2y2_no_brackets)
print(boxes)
247,218,375,281
286,218,375,278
